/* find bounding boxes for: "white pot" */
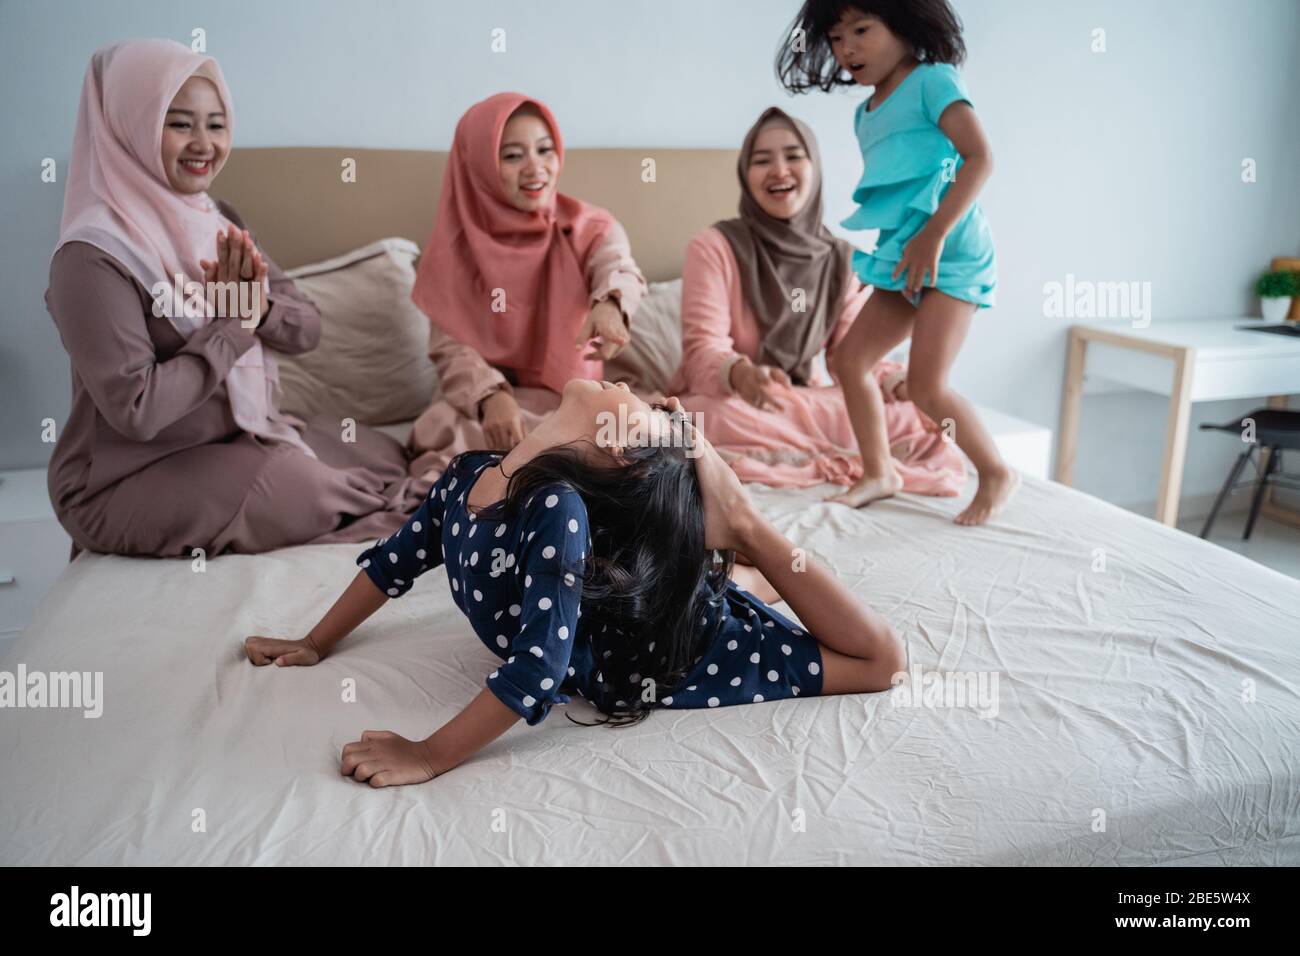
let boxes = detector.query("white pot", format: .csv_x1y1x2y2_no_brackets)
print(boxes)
1260,295,1293,322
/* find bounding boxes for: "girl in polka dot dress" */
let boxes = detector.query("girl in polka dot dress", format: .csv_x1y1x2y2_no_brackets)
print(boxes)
245,379,905,788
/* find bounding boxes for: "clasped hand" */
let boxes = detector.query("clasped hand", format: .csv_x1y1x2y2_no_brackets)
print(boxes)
198,223,270,323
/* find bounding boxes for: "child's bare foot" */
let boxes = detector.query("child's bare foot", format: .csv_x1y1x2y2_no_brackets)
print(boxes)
826,469,904,507
954,468,1020,526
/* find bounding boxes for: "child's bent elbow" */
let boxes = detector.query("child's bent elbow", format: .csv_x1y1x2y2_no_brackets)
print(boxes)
864,653,906,694
871,624,905,680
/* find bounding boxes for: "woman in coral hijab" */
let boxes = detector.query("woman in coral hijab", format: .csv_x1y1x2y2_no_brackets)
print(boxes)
46,39,429,558
406,92,647,481
669,107,965,498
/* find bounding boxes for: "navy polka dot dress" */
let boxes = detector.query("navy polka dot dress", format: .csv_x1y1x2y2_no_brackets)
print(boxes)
355,451,824,725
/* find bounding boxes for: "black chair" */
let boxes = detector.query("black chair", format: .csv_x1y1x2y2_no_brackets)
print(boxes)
1199,408,1300,540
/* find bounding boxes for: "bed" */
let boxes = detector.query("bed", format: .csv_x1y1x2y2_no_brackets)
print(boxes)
2,149,1298,866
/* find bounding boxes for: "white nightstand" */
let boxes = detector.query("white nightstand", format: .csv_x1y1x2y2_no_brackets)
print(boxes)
0,468,72,649
976,405,1052,480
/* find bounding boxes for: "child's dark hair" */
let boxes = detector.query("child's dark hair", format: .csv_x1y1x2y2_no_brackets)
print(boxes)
776,0,966,93
454,408,732,728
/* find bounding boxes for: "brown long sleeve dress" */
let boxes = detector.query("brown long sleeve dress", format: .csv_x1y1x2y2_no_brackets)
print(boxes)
45,202,431,558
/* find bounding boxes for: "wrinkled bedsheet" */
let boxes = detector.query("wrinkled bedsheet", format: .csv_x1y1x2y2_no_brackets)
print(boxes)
2,475,1297,865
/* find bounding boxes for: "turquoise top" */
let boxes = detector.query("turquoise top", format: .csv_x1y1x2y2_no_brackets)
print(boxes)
840,62,996,308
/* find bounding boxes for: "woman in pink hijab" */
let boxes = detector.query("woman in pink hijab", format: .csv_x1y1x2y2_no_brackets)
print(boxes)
670,108,965,497
46,39,429,558
406,92,648,481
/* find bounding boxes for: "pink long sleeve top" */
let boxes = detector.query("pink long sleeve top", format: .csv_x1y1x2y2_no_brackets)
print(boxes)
669,226,870,398
428,220,647,419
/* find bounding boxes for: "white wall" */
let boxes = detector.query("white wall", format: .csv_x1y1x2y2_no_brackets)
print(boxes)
1,0,1297,515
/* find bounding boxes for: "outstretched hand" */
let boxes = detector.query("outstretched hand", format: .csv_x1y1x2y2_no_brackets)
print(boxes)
574,298,629,361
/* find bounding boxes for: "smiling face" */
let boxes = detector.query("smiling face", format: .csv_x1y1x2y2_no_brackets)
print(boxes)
745,122,813,220
498,107,560,212
160,74,229,193
828,8,911,87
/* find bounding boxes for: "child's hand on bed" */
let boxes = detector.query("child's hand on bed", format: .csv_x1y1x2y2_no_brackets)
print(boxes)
340,730,437,788
243,635,322,667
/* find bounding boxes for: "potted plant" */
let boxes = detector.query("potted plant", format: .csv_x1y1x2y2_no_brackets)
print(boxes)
1255,270,1300,323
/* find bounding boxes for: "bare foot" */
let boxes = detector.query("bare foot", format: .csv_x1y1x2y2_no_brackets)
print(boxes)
826,469,904,507
954,468,1020,526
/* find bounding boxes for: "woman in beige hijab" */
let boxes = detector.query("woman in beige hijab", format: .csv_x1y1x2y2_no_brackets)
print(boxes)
668,107,964,497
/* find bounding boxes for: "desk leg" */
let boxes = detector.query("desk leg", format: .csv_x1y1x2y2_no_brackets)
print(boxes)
1261,394,1300,529
1155,348,1195,526
1055,328,1087,485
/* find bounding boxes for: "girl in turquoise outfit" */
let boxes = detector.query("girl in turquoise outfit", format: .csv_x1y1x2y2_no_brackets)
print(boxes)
777,0,1018,525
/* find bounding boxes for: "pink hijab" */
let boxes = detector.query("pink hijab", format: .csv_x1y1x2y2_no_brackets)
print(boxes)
411,92,615,394
54,39,314,457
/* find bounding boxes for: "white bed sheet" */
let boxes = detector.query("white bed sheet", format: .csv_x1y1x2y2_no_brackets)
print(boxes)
2,475,1298,865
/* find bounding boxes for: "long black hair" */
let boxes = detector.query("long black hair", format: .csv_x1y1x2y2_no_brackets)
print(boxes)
454,406,733,728
776,0,966,94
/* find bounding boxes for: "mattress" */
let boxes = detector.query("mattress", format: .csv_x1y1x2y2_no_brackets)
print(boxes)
2,474,1298,865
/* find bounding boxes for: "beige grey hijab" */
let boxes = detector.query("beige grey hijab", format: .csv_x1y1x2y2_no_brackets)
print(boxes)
713,107,853,385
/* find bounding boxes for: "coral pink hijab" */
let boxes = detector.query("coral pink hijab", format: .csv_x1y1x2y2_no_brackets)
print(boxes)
54,39,314,457
411,92,615,394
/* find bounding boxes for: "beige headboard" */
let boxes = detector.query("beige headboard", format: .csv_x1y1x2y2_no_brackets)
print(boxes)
214,147,740,282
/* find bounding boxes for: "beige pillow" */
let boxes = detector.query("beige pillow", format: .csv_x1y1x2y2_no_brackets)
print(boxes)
607,279,682,396
277,238,437,426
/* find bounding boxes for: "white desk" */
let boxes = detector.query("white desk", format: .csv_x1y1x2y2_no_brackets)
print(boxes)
1055,318,1300,526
